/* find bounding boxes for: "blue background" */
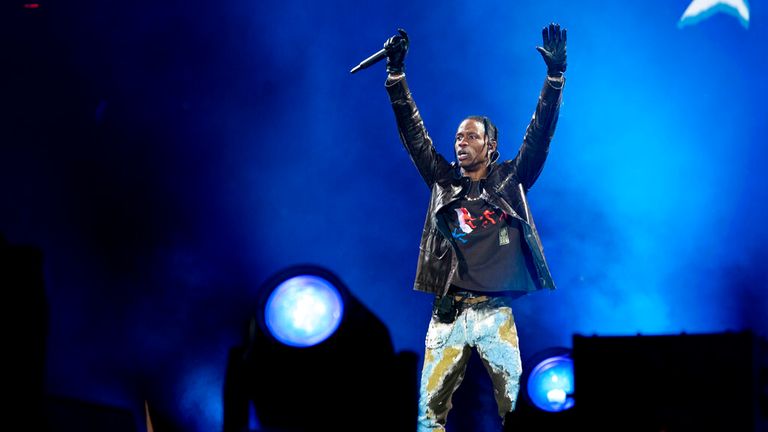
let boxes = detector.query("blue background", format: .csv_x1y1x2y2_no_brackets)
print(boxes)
3,0,766,430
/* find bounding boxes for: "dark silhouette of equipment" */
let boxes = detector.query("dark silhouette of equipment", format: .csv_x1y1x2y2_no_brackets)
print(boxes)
223,265,418,432
1,234,49,430
572,331,768,432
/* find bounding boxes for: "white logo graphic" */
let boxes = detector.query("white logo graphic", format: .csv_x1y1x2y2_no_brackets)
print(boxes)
455,208,474,234
679,0,750,28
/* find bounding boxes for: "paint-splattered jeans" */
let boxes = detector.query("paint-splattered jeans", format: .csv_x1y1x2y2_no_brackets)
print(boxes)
417,293,522,432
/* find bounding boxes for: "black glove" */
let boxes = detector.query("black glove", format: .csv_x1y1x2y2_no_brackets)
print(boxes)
384,28,409,74
536,23,567,77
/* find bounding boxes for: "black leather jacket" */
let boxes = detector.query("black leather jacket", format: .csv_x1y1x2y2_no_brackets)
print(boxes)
386,75,564,297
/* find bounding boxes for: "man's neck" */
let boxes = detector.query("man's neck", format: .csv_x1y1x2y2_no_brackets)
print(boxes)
462,167,488,181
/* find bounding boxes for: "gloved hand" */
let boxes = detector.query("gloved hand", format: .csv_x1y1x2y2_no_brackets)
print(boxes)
536,23,567,77
384,28,409,74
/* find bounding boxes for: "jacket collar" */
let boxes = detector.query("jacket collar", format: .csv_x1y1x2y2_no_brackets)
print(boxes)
451,162,500,185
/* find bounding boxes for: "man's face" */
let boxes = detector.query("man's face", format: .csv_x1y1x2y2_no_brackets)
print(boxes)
455,119,494,173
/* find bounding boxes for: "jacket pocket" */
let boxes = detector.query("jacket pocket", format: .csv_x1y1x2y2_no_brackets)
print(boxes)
423,228,450,259
434,236,451,259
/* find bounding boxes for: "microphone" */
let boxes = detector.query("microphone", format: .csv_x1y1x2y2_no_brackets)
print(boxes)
349,38,404,74
350,48,387,74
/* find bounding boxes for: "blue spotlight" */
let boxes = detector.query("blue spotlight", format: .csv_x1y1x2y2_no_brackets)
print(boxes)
525,349,575,413
264,274,344,347
224,265,412,432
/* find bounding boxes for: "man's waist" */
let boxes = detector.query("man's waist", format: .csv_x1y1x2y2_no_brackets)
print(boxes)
447,285,508,304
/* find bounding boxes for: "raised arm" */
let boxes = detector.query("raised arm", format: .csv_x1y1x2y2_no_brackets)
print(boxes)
383,30,454,188
512,23,567,191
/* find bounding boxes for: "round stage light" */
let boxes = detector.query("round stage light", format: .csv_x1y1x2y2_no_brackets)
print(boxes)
526,351,575,412
264,274,344,347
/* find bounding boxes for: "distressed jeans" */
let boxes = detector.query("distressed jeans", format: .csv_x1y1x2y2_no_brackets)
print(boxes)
417,294,522,432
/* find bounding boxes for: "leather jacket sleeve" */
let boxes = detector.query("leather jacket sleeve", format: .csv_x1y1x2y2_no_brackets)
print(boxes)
509,76,565,192
386,76,455,188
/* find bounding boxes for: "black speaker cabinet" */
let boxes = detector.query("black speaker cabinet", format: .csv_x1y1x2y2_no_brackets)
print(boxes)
573,331,767,432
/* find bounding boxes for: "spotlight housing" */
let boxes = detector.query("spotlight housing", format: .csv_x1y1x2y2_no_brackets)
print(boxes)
222,264,417,432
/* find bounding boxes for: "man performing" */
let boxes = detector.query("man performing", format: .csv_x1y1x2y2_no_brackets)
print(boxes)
381,24,567,431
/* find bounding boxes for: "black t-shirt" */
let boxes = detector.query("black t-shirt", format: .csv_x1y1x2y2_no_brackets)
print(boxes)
445,181,536,293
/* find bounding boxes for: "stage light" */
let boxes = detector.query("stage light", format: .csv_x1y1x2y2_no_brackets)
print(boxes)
264,274,344,347
222,265,418,432
525,348,575,413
